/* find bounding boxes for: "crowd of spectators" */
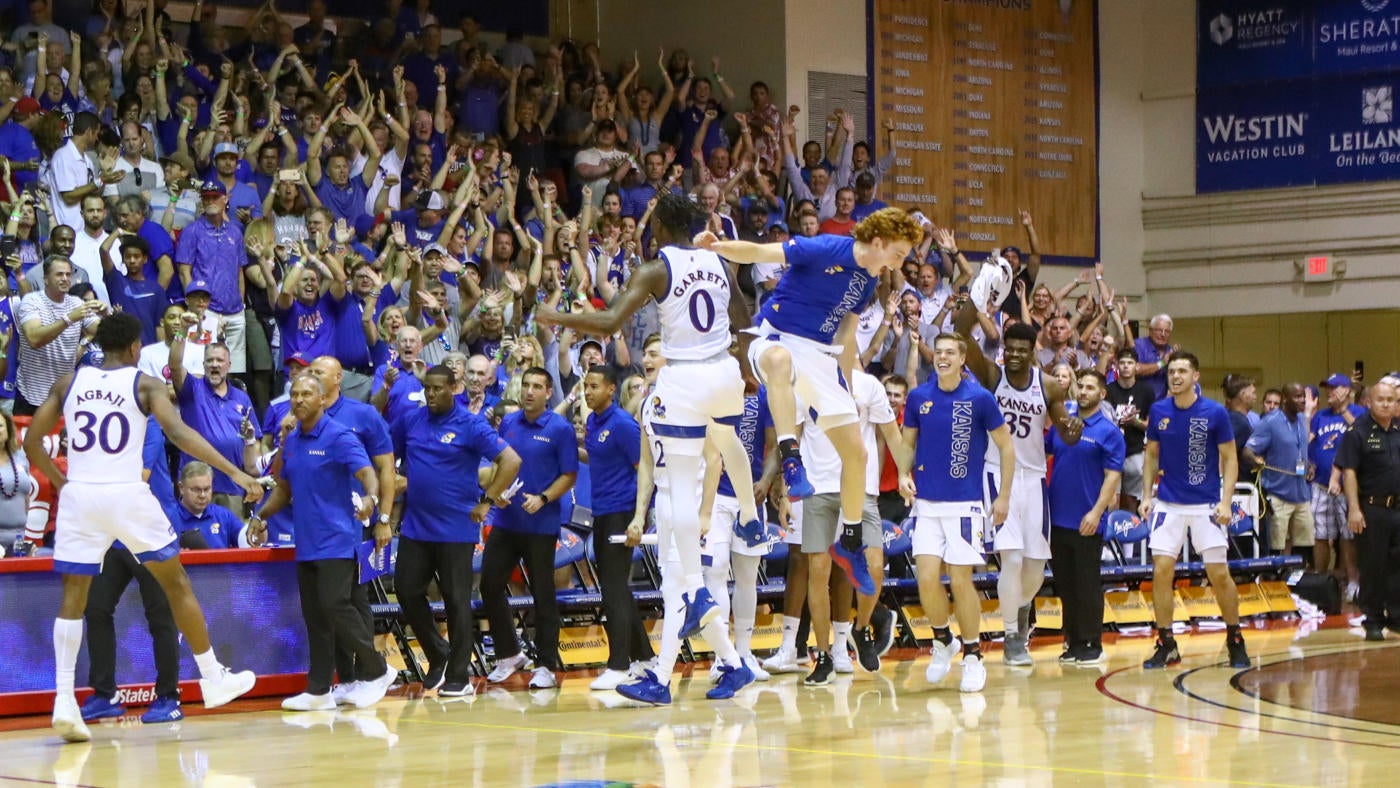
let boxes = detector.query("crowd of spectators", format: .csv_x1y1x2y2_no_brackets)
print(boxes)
0,0,1377,608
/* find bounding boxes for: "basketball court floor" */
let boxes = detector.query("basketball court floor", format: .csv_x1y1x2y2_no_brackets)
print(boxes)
2,620,1394,787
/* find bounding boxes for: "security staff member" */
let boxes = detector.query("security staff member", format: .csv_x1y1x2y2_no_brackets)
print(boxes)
247,376,395,711
482,366,578,690
1047,370,1125,665
81,423,210,725
582,366,655,691
391,365,521,697
1335,377,1400,641
306,357,395,701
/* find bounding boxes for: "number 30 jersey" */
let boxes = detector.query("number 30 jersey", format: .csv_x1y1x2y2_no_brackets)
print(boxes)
63,366,147,483
657,246,732,361
985,367,1049,475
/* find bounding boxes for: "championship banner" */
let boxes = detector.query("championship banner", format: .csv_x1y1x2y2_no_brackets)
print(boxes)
867,0,1100,266
1197,0,1400,192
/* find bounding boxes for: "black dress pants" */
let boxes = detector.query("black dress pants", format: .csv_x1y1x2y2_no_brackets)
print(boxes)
592,513,654,670
1050,527,1105,650
1357,505,1400,628
297,559,387,695
84,546,180,698
479,527,560,671
395,536,477,684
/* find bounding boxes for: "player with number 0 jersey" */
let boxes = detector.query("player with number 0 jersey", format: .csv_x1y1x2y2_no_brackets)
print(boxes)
535,193,761,668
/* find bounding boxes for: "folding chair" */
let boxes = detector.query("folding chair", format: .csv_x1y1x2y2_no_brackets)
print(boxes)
1228,482,1264,559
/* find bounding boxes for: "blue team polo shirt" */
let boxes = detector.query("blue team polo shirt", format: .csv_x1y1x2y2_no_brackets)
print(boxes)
177,377,260,495
276,292,341,362
259,398,296,546
327,394,393,498
904,377,1002,503
165,501,244,548
1048,409,1126,530
143,415,177,512
585,404,640,516
718,390,770,498
1245,409,1311,503
497,409,578,535
281,415,373,561
372,359,425,421
1145,394,1235,506
756,234,879,345
392,403,507,543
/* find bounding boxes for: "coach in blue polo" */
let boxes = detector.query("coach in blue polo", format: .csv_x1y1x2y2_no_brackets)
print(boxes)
246,375,396,712
481,366,578,690
1047,369,1125,666
582,366,654,690
391,365,521,697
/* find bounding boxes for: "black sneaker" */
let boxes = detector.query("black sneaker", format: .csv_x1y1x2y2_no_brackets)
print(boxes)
439,681,474,697
1142,638,1181,669
804,651,834,686
1075,647,1106,666
1058,645,1082,664
870,607,896,657
851,627,881,673
1365,625,1386,642
1226,633,1251,669
422,661,447,692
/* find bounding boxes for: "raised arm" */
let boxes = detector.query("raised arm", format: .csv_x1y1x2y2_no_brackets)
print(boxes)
1020,210,1042,282
694,234,786,265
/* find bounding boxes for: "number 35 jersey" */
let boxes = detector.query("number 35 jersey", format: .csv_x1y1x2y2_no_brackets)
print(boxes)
63,366,147,483
985,367,1049,475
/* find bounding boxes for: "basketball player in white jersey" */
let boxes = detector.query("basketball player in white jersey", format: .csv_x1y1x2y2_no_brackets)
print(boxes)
957,314,1082,665
24,313,265,742
615,371,755,704
537,193,762,648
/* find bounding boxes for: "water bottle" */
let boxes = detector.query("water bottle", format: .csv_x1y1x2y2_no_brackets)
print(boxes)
12,534,32,558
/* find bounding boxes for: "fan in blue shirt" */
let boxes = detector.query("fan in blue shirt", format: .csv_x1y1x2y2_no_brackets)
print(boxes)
700,209,924,559
166,464,246,549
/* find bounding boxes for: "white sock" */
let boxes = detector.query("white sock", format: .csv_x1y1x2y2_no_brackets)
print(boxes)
53,618,83,697
194,649,224,680
703,618,741,667
777,433,796,446
734,615,755,657
655,563,686,685
780,615,800,652
833,621,852,642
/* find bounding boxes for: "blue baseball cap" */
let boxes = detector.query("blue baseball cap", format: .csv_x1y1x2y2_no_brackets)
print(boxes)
1322,373,1352,388
199,179,226,197
186,279,212,296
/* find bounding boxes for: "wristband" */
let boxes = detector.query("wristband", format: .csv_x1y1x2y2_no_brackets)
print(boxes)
244,437,257,446
437,85,446,91
540,492,550,505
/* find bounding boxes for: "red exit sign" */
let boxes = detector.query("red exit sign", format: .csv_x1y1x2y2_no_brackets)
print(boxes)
1304,255,1332,282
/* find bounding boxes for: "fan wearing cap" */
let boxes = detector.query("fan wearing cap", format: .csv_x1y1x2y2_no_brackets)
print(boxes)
150,151,200,232
850,171,888,222
389,190,448,249
175,180,250,377
573,118,632,213
1311,373,1367,598
0,96,47,190
208,142,263,227
307,107,382,228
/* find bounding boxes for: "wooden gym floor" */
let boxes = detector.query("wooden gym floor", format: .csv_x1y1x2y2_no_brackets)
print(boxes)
1,618,1395,787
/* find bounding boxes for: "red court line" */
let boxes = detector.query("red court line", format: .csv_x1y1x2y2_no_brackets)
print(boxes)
1095,665,1400,750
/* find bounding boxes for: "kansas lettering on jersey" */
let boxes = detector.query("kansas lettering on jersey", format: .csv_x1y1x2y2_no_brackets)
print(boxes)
756,234,878,345
905,376,1003,502
658,246,732,360
63,366,147,484
1145,394,1234,506
718,390,771,498
986,367,1049,474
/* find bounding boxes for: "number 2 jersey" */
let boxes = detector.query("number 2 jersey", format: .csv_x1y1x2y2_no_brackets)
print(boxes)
984,367,1049,475
63,366,147,484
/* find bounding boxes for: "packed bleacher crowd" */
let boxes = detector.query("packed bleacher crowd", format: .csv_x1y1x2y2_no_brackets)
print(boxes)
2,0,1395,700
